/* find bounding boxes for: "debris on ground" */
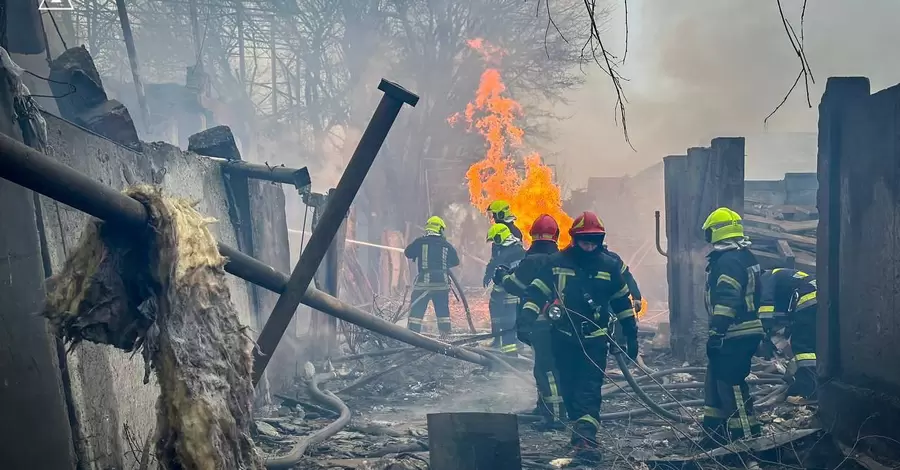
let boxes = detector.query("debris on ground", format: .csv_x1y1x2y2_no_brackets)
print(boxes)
256,314,820,469
42,185,262,469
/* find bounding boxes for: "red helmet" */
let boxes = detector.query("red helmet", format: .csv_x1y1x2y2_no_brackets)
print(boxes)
530,214,560,242
569,211,606,239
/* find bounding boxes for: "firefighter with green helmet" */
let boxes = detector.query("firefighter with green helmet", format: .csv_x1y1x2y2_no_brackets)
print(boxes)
700,207,765,448
484,222,526,355
404,216,460,336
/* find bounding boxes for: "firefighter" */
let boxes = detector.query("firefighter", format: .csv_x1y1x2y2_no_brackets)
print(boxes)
700,207,765,448
487,200,524,241
484,222,526,356
496,214,565,428
758,268,818,401
404,216,460,336
521,212,638,461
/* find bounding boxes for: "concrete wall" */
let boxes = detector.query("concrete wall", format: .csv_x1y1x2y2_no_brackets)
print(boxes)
663,138,745,363
817,77,900,462
35,112,288,469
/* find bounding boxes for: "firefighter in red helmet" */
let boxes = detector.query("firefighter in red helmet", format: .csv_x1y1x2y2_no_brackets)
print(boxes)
521,212,638,462
496,214,565,429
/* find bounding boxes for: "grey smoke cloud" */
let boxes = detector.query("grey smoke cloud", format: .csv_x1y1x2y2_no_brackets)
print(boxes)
549,0,900,185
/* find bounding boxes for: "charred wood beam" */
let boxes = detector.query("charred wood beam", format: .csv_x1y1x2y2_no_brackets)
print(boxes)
776,239,796,269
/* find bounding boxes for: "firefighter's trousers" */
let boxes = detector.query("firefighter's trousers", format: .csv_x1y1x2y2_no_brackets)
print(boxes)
407,286,451,334
531,319,566,423
703,336,763,444
552,330,608,446
787,307,817,399
489,295,519,356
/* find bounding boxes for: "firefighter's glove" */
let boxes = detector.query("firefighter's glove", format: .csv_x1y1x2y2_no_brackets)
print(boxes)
632,298,643,313
482,273,492,288
706,333,725,356
756,338,778,359
493,265,510,286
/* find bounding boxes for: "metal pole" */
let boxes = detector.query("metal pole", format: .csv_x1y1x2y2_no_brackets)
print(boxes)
252,79,419,383
0,130,489,370
654,210,668,257
215,159,311,191
114,0,150,129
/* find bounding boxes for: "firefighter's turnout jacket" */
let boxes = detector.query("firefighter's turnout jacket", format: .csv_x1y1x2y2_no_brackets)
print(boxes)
404,234,460,333
521,247,637,443
758,268,818,399
758,268,817,329
485,238,526,354
702,238,764,443
499,240,564,424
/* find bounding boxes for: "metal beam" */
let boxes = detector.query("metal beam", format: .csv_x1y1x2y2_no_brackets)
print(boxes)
252,79,419,383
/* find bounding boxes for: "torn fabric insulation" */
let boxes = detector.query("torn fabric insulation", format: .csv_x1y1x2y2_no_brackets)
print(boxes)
42,185,263,470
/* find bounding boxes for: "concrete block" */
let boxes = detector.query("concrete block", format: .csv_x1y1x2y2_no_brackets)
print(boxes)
75,100,142,152
49,46,108,121
188,125,241,160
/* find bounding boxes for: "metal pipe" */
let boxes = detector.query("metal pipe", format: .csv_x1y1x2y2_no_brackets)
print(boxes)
217,159,311,192
114,0,150,129
654,210,668,257
252,79,419,383
0,120,490,371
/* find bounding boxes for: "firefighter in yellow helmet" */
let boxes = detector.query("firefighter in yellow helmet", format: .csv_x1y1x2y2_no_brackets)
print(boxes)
700,207,765,448
484,223,526,355
404,216,460,336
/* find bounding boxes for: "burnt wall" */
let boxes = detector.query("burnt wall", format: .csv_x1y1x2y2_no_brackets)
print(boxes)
817,77,900,462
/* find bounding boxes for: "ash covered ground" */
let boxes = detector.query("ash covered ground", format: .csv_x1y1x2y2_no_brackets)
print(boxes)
253,312,819,470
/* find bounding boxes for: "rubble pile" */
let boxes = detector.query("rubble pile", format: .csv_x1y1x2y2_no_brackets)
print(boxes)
257,331,818,469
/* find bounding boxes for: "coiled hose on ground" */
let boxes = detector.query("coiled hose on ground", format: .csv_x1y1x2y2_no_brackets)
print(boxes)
265,367,352,469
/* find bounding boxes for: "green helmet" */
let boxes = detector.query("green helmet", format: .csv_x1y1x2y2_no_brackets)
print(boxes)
701,207,744,243
425,216,446,234
486,200,514,222
486,223,512,244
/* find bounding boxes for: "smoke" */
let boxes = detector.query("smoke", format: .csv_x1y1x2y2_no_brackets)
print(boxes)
550,0,900,185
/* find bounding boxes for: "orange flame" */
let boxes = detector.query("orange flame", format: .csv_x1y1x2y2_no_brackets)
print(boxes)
449,38,573,246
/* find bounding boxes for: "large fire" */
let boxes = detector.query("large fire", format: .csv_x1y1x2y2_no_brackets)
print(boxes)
449,38,573,247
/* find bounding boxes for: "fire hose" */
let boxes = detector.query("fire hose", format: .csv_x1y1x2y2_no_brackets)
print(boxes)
265,364,352,469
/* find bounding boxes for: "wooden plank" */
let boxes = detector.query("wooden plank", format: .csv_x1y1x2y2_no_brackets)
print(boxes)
745,225,817,250
427,413,521,470
744,214,818,234
776,239,796,269
752,249,815,274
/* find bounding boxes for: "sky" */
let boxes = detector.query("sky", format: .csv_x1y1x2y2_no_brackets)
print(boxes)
545,0,900,187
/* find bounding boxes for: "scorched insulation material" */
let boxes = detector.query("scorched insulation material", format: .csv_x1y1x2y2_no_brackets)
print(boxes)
42,185,263,470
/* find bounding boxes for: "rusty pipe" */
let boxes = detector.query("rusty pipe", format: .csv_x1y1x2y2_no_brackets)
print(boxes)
217,159,311,192
654,210,668,257
253,79,419,383
0,115,490,372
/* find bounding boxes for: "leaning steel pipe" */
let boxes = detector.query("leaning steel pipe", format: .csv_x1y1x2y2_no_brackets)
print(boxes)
0,121,490,371
253,79,419,383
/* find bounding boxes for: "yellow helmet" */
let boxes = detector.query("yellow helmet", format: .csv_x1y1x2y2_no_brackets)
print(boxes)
701,207,745,243
425,215,446,234
486,223,512,244
487,200,514,222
